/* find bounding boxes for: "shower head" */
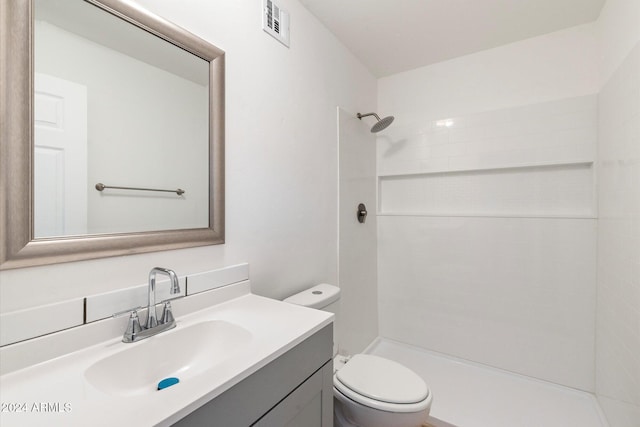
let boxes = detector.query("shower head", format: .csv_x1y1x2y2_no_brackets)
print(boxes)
357,112,395,133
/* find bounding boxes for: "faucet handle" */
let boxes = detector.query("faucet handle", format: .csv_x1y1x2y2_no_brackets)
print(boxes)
113,307,144,343
159,296,183,325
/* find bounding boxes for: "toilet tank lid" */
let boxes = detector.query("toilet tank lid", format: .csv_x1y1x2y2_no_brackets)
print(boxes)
283,283,340,309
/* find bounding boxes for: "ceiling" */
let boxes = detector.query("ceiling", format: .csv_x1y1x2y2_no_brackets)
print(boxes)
298,0,606,77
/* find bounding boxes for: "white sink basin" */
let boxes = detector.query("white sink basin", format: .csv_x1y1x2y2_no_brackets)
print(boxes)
85,320,252,396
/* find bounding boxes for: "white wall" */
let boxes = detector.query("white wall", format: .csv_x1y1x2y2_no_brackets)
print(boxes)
338,108,378,355
377,24,600,391
0,0,376,322
595,1,640,425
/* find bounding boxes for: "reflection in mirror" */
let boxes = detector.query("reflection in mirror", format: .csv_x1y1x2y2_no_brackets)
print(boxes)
34,0,210,238
0,0,225,269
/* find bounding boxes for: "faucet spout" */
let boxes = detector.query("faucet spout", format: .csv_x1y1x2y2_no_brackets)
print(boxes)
146,267,180,329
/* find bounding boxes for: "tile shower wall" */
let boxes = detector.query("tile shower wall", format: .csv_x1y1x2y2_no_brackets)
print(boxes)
378,96,597,218
377,24,599,391
595,1,640,425
338,108,378,355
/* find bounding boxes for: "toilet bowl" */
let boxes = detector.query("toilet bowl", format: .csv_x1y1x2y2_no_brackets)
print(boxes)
333,353,432,427
284,284,432,427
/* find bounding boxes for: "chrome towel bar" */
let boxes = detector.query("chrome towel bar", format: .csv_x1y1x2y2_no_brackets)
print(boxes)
95,183,185,196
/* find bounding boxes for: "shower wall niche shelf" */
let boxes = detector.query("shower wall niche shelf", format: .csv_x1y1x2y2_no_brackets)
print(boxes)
377,160,595,219
377,159,594,178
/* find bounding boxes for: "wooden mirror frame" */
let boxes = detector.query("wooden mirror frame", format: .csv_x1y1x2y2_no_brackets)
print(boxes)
0,0,225,270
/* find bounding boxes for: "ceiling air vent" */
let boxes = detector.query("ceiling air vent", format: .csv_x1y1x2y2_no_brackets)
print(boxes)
263,0,290,47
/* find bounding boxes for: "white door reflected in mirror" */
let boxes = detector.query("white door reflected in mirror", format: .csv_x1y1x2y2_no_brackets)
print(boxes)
34,73,88,238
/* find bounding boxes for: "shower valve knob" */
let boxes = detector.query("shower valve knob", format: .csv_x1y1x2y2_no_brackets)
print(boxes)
357,203,368,224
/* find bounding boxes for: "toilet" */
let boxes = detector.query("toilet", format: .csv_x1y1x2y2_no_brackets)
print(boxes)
284,284,432,427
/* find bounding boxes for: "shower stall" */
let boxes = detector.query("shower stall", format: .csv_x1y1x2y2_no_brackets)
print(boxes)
337,2,639,425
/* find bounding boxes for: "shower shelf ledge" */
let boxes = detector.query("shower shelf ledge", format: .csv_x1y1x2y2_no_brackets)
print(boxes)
376,212,597,219
377,159,594,178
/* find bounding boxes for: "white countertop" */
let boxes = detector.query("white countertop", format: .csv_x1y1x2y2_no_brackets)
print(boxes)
0,286,333,426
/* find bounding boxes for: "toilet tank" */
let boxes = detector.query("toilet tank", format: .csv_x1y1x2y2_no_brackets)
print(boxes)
283,283,340,312
284,284,341,355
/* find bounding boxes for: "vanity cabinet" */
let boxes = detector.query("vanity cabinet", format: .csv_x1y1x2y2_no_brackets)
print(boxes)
173,324,333,427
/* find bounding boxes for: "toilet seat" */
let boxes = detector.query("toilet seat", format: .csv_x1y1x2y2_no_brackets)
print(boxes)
333,354,431,413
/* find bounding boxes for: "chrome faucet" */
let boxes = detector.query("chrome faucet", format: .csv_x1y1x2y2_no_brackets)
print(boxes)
146,267,180,329
113,267,182,343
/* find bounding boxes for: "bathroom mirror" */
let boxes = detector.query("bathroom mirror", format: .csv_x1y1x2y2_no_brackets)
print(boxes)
0,0,225,269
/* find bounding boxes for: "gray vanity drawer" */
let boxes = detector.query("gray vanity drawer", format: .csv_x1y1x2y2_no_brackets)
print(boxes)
253,361,333,427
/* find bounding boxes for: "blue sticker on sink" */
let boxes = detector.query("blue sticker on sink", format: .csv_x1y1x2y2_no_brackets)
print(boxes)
157,377,179,390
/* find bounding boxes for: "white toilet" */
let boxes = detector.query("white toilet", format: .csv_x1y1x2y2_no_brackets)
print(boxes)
284,284,432,427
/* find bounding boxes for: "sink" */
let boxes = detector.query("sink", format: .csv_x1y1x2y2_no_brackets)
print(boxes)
85,320,252,396
0,287,335,427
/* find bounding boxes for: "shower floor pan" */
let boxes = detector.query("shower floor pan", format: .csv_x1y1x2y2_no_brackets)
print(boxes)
366,339,608,427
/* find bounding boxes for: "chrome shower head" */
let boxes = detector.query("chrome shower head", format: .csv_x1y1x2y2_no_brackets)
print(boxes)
357,112,395,133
